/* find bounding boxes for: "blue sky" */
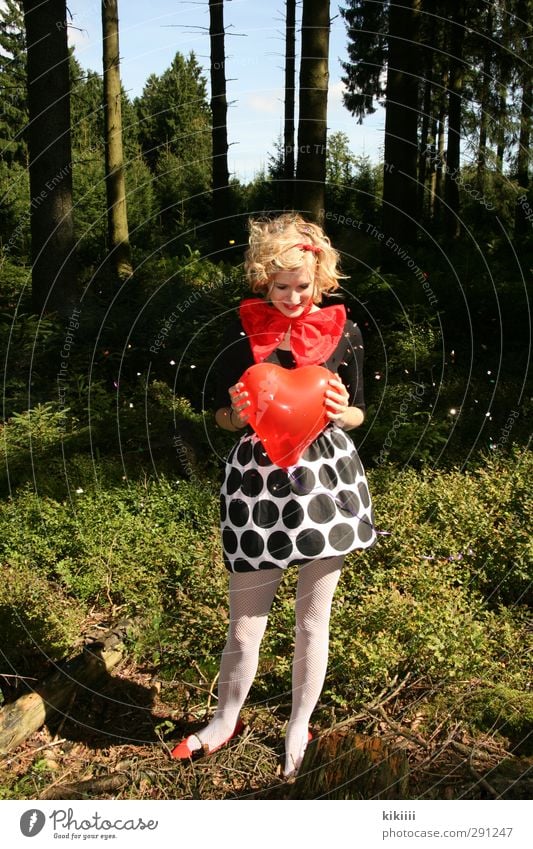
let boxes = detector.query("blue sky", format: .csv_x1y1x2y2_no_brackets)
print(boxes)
67,0,385,181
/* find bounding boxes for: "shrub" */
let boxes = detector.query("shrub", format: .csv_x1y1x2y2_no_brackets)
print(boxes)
366,447,532,606
0,452,529,736
0,558,84,669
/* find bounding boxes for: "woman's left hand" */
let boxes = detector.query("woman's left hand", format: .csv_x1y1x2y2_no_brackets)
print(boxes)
325,375,350,424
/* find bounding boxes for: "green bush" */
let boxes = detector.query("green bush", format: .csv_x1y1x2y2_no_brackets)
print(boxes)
0,474,221,670
0,558,84,667
0,452,529,739
367,447,532,605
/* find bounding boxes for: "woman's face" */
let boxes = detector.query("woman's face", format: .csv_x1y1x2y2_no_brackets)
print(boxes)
268,262,316,317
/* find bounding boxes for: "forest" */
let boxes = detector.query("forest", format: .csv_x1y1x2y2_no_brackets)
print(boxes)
0,0,531,802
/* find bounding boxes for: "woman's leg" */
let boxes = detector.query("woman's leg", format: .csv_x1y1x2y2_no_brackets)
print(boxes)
284,555,344,776
187,569,283,753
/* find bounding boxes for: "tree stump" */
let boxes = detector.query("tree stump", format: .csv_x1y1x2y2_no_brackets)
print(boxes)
0,621,132,756
288,730,409,799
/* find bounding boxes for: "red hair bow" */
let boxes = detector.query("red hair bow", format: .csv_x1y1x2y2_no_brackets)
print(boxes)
293,242,322,254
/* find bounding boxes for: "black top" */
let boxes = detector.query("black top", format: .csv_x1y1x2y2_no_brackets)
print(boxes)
212,315,366,413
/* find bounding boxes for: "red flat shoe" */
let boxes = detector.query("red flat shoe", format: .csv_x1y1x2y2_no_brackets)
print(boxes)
170,719,245,761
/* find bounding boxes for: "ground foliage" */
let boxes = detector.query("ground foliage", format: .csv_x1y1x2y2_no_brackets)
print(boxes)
0,451,530,800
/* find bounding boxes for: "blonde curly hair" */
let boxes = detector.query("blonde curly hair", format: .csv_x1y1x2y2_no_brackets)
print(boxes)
244,213,345,303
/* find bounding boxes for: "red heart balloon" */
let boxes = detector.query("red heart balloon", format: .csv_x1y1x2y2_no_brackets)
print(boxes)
239,363,335,468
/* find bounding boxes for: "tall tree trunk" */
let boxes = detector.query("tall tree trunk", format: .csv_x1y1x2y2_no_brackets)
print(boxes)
514,0,532,235
444,2,466,240
429,116,439,222
418,75,432,220
476,9,493,191
417,6,437,222
515,75,532,236
434,85,447,222
22,0,77,316
209,0,231,256
382,0,421,252
494,4,514,176
495,87,507,174
294,0,330,223
102,0,132,280
283,0,296,207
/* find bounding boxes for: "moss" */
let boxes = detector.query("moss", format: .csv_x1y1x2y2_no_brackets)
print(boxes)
466,685,533,753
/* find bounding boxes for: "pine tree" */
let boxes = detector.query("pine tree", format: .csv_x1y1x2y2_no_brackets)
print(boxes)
22,0,78,315
70,62,105,156
0,0,29,257
135,52,212,234
0,0,27,166
135,53,212,175
340,0,388,122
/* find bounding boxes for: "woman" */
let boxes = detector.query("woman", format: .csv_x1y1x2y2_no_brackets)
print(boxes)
171,213,376,776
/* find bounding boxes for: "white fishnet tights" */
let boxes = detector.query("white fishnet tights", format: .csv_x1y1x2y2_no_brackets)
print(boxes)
186,556,343,775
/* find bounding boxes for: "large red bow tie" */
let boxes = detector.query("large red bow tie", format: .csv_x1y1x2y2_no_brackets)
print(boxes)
239,298,346,367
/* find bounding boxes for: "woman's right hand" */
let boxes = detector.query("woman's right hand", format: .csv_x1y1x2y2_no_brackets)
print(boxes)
228,382,251,427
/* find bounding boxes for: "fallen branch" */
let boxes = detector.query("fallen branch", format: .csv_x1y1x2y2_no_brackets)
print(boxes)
39,772,129,800
450,740,500,797
0,619,134,757
371,704,431,750
330,674,415,733
450,739,498,762
40,762,172,800
467,763,499,799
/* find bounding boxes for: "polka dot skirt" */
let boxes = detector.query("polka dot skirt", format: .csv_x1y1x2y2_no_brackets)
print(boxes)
220,425,376,572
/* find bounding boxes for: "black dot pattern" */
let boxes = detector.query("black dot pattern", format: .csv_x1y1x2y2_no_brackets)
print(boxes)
237,440,253,466
329,523,355,550
282,500,305,529
220,428,376,571
267,530,293,560
358,480,370,509
253,440,274,467
228,498,249,527
289,466,316,496
226,468,242,495
241,529,265,557
331,430,348,451
308,494,336,524
241,469,263,497
252,500,280,528
319,464,338,490
296,528,326,557
336,455,357,484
